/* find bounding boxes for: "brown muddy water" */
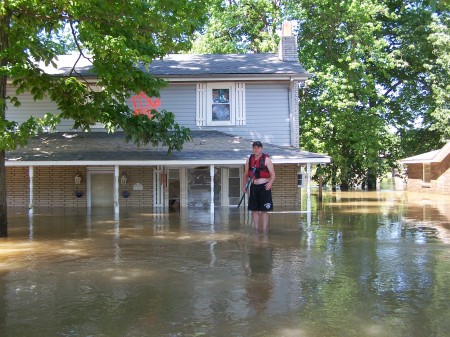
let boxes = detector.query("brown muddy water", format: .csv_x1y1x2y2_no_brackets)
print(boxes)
1,191,450,337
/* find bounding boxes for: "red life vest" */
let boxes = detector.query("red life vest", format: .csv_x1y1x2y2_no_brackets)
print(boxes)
248,153,270,179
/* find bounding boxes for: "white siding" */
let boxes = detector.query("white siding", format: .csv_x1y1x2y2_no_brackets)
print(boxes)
5,86,79,131
243,83,291,145
158,83,291,146
157,84,197,126
7,82,292,146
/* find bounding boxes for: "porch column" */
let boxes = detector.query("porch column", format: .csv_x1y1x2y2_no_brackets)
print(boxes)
306,163,311,192
28,166,33,213
114,165,119,214
306,163,312,225
153,165,165,207
210,165,215,213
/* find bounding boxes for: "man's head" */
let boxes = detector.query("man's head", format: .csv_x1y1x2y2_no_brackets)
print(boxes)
252,141,263,156
252,141,263,148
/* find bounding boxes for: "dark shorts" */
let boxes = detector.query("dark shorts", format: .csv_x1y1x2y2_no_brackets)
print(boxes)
248,183,273,211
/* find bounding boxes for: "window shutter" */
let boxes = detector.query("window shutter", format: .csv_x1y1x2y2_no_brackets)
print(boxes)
235,82,246,125
196,83,207,126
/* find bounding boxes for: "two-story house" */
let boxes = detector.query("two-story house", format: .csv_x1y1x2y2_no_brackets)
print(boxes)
5,25,331,213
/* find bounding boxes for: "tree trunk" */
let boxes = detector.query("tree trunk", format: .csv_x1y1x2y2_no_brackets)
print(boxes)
0,150,6,237
331,164,337,191
367,170,377,191
340,179,349,191
0,9,10,237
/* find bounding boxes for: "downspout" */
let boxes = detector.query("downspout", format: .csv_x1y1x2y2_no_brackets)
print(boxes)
114,165,119,214
29,166,33,212
210,164,215,213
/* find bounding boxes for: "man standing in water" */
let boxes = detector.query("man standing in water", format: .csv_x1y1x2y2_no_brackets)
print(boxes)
243,141,276,233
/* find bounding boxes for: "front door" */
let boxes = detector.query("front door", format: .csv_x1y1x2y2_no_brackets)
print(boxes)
91,173,114,208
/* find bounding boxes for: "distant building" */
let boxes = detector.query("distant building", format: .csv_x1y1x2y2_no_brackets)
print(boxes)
400,142,450,195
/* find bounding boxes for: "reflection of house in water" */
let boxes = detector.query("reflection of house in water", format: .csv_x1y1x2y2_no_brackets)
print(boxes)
400,142,450,195
402,198,450,244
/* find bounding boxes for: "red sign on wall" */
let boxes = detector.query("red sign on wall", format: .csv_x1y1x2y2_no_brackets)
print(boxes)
130,92,161,119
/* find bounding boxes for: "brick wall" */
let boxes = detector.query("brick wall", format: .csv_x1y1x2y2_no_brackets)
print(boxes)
6,166,29,207
6,166,86,207
272,164,300,207
118,166,153,208
278,36,298,61
7,164,301,209
433,154,450,194
35,166,87,208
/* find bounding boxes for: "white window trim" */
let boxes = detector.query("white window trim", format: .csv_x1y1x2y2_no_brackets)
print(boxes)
196,82,246,126
196,83,207,126
207,83,234,126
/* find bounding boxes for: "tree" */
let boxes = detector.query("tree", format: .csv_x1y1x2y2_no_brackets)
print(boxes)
0,0,210,236
426,10,450,140
189,0,288,54
297,0,450,190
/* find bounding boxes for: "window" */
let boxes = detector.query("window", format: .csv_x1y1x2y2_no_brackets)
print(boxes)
297,172,305,188
196,82,246,126
168,169,180,209
228,168,241,205
211,88,231,122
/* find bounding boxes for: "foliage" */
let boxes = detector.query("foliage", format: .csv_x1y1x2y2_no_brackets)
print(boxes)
297,0,450,189
189,0,288,54
426,11,450,140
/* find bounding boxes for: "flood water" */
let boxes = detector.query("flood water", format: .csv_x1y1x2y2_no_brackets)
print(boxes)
1,190,450,337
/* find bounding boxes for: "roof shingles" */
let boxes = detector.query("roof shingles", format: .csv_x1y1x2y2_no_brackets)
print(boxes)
6,131,330,165
42,53,311,78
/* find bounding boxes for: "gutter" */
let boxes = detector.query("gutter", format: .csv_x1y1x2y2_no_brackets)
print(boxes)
6,157,331,167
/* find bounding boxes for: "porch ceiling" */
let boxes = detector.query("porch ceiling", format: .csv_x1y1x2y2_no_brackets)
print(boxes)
6,131,331,167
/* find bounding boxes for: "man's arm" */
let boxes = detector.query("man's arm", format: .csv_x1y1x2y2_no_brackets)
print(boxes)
265,157,275,190
242,159,249,192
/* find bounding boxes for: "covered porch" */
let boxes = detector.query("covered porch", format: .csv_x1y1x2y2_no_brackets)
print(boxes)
6,131,331,213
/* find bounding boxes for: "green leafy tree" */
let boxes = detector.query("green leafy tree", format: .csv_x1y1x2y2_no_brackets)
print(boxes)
426,10,450,140
189,0,288,54
0,0,210,236
297,0,450,190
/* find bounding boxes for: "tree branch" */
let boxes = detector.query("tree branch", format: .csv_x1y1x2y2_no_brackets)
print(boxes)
384,80,402,97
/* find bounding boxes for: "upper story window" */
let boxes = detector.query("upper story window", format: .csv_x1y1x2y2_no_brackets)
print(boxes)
196,82,246,126
211,87,231,123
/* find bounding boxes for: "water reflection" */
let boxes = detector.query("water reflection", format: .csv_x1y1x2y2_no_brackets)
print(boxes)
243,234,274,314
0,191,450,337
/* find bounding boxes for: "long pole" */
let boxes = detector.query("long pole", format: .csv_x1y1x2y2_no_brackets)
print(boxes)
237,167,256,208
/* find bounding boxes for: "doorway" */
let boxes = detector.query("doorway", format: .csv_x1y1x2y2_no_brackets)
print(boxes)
89,171,114,208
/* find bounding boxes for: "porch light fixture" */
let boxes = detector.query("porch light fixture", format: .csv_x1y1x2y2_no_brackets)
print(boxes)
121,172,128,185
74,172,82,185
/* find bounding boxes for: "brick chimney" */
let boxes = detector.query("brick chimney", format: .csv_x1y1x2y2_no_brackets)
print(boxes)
278,21,298,62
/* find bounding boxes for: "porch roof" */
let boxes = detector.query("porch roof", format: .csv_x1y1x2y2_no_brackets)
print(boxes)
6,131,331,167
